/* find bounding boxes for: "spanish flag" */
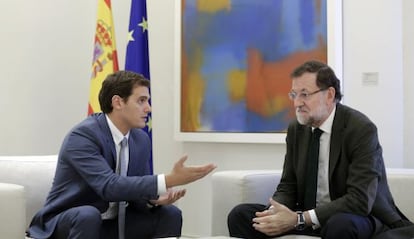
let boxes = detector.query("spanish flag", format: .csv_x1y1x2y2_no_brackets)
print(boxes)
88,0,119,115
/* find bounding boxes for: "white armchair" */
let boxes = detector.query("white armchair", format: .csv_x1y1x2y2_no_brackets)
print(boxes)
211,169,414,238
0,155,57,238
0,183,26,239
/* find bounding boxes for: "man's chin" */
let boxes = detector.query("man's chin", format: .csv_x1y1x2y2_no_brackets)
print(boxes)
296,115,306,124
296,116,310,126
134,123,146,129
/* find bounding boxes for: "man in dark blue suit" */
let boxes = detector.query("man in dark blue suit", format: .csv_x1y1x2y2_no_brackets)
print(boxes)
28,71,216,239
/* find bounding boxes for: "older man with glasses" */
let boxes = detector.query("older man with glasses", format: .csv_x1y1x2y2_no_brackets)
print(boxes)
227,60,414,239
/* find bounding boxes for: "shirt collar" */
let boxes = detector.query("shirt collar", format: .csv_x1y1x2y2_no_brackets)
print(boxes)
317,106,336,134
105,114,129,145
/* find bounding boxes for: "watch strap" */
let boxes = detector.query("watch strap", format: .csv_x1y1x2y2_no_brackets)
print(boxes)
295,211,306,230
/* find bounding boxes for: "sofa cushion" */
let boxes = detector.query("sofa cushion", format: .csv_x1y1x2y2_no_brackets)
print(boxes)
0,155,57,228
211,170,282,237
386,168,414,221
0,183,26,239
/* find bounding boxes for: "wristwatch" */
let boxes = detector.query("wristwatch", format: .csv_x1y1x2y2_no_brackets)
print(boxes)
295,211,306,231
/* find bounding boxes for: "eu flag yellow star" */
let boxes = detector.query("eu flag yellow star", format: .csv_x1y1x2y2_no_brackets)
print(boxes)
138,17,148,32
146,115,152,132
127,30,135,42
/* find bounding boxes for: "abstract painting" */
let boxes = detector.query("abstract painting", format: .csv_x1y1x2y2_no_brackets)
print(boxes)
178,0,332,140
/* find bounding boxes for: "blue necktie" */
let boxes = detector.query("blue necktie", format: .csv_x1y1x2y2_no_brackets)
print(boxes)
304,128,323,210
118,137,128,239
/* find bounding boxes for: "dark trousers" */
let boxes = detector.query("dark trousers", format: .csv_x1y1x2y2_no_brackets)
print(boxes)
228,203,382,239
51,204,182,239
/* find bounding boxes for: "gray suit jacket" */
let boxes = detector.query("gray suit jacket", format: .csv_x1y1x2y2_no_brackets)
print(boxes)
273,103,405,227
28,113,158,238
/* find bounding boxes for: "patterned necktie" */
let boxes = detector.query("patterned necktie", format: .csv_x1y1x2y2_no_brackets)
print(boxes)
304,128,323,210
118,137,128,239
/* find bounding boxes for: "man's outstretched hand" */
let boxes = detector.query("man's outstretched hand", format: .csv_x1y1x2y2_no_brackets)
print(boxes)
165,155,216,187
150,188,186,205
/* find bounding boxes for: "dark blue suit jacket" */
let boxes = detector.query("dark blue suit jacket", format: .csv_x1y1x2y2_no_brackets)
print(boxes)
28,113,158,238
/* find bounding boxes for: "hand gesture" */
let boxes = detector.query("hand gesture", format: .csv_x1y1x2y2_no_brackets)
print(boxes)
165,155,216,187
252,199,297,236
150,188,186,205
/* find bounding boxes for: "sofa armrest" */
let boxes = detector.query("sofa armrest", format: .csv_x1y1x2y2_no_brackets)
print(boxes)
211,170,282,236
0,155,57,228
0,182,26,239
386,168,414,222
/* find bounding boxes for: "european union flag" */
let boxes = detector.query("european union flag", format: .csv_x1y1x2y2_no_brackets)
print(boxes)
125,0,153,173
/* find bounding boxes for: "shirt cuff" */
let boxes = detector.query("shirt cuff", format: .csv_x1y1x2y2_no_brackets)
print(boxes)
157,174,167,195
308,209,321,229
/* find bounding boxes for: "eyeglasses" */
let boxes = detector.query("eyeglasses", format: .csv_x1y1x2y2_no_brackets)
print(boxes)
288,88,327,101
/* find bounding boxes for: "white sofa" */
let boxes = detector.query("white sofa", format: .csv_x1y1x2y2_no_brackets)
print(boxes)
211,169,414,238
0,155,57,238
0,182,26,239
1,155,414,239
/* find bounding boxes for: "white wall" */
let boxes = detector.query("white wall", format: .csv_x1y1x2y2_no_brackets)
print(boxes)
403,0,414,168
0,0,95,155
1,0,413,237
342,0,404,167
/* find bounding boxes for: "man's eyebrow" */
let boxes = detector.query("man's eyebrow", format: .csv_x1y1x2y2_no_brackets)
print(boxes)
291,88,309,92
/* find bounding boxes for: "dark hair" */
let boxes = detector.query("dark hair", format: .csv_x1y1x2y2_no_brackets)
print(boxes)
290,60,342,102
98,71,150,113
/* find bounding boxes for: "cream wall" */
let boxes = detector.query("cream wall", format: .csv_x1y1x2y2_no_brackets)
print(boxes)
342,0,404,167
0,0,412,237
403,0,414,168
1,0,95,155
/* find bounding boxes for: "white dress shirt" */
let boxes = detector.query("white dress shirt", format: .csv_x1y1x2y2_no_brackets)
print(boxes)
101,115,166,219
308,106,336,228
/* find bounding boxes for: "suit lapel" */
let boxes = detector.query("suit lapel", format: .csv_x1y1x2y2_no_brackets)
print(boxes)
329,104,345,179
96,113,117,166
128,132,150,176
298,125,312,167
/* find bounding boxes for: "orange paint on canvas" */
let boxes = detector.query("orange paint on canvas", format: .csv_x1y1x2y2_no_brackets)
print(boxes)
181,47,205,132
246,42,327,117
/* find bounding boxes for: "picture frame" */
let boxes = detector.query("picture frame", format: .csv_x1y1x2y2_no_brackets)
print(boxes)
174,0,343,143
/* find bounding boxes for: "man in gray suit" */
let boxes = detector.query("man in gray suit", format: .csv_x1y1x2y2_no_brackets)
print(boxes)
228,60,413,238
28,71,216,239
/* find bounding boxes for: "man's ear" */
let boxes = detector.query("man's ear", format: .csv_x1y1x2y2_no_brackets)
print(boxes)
111,95,123,110
327,87,336,101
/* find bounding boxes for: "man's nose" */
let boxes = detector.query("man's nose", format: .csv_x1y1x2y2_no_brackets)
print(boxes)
293,97,304,108
145,103,152,113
